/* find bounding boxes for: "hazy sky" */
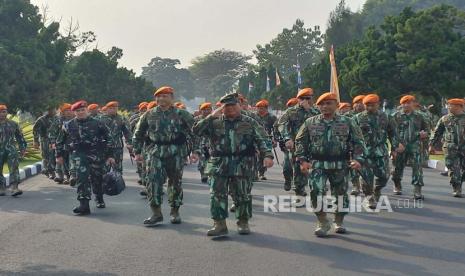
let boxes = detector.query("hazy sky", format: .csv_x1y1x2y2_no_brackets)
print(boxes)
30,0,366,74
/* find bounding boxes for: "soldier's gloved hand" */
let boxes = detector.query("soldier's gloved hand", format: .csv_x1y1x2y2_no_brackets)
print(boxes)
263,157,274,168
135,154,144,163
107,158,116,166
190,153,200,163
56,157,64,165
51,143,56,150
396,143,405,153
300,161,311,174
285,139,294,150
349,160,362,170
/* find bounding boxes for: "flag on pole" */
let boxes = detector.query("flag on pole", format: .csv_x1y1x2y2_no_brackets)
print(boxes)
248,82,254,93
266,75,271,92
275,68,281,86
296,63,302,90
329,45,340,102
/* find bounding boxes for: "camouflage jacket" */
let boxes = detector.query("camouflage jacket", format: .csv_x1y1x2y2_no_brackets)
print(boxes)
55,117,115,159
0,119,27,152
391,110,428,147
133,106,194,158
295,114,366,170
354,110,399,158
278,105,320,141
430,113,465,152
255,112,277,136
192,114,273,177
48,116,74,145
100,114,132,148
33,114,58,143
129,112,142,132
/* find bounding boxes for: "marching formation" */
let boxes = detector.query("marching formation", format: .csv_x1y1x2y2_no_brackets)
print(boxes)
1,88,464,238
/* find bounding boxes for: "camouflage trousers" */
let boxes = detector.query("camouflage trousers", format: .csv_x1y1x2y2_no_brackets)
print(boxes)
290,151,308,194
392,144,424,186
74,151,106,200
360,155,390,194
444,148,465,188
198,154,208,179
55,150,70,179
257,155,267,177
282,150,293,184
69,152,77,180
349,169,361,190
209,175,253,220
0,148,20,189
146,155,184,208
309,168,349,216
40,138,55,173
106,147,123,174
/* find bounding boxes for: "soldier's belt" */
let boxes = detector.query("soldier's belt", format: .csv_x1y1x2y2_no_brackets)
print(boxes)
310,154,349,162
152,134,186,146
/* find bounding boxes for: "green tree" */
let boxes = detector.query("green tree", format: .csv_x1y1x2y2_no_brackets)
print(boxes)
324,0,363,49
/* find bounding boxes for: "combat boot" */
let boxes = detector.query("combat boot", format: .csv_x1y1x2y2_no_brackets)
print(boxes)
373,186,382,202
229,204,236,212
140,189,147,197
10,183,23,197
314,213,331,237
259,175,267,181
0,186,6,196
393,181,402,195
170,207,181,224
452,184,462,198
95,194,105,208
207,220,228,236
69,177,76,187
295,189,307,197
48,171,56,180
284,179,292,191
334,213,347,234
73,199,90,215
237,219,250,235
144,205,163,225
350,179,361,196
413,185,424,200
63,175,70,185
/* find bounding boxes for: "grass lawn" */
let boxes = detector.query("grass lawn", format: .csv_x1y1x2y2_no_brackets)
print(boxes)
430,154,445,161
3,159,40,174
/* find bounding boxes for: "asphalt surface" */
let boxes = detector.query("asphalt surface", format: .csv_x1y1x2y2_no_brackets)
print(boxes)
1,152,464,276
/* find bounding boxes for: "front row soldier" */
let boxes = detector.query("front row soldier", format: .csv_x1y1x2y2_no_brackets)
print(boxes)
133,87,196,226
295,92,366,237
56,101,116,215
391,95,429,200
430,98,465,197
193,93,274,236
353,94,401,209
0,105,27,197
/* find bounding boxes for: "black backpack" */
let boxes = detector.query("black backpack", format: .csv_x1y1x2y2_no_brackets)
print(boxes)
103,169,126,196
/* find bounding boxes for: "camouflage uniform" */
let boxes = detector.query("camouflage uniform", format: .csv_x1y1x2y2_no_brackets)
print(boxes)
278,104,320,195
33,114,58,175
430,113,465,196
273,119,293,190
100,114,132,173
133,106,194,210
391,110,429,191
344,110,364,194
193,113,273,222
56,116,115,201
417,108,434,164
255,112,277,179
49,116,74,182
354,110,398,203
193,114,210,182
129,112,145,184
0,118,27,194
295,114,366,234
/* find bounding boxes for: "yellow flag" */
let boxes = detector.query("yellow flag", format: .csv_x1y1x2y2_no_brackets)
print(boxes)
329,45,340,102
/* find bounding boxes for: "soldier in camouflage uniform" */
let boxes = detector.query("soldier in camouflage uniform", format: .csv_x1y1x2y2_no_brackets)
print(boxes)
338,102,352,115
430,98,465,197
88,104,100,119
193,102,213,183
353,94,402,208
133,87,196,226
254,99,277,181
414,102,435,164
295,92,366,237
56,101,116,215
193,93,274,236
33,107,58,179
391,95,429,200
0,104,27,197
100,101,133,174
49,103,75,184
129,102,148,187
345,95,366,196
278,88,320,196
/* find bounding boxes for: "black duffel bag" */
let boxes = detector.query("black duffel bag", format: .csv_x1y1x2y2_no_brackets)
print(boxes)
103,168,126,196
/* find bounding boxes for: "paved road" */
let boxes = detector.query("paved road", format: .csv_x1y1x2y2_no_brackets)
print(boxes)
1,152,464,276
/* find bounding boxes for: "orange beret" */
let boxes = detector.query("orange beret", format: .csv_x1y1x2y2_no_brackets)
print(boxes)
215,101,222,107
106,101,119,108
286,98,298,107
255,99,269,108
59,103,72,112
447,98,465,106
71,100,88,111
147,101,157,110
339,102,351,110
87,104,99,111
138,102,148,111
296,88,314,98
363,94,380,104
0,104,7,111
199,102,212,110
154,86,174,96
352,95,366,104
400,95,416,104
316,92,339,105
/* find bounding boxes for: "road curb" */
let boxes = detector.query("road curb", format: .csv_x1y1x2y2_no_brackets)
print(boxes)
5,161,42,187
